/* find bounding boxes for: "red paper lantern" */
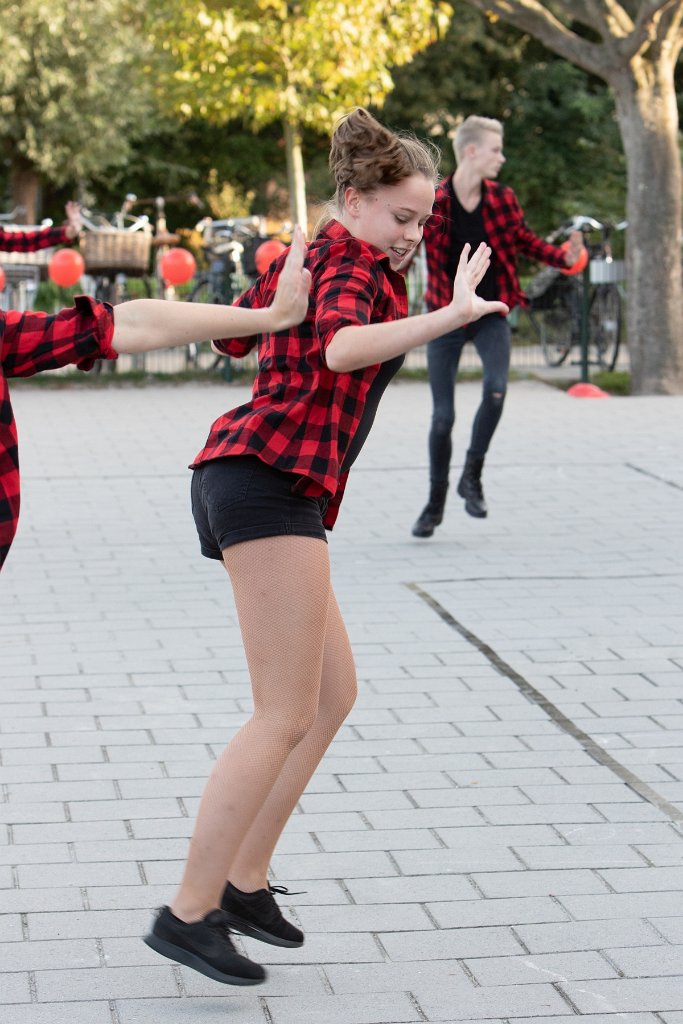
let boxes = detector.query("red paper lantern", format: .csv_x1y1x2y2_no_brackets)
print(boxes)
0,266,5,292
255,239,286,275
559,239,589,276
159,247,197,286
48,248,85,288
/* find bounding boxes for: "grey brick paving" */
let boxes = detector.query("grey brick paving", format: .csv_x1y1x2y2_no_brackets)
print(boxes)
1,379,682,1022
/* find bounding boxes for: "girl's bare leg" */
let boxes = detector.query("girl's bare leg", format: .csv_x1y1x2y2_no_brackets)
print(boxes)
228,589,357,892
171,535,331,922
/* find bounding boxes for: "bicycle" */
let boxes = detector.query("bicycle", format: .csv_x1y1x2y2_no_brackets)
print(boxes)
526,215,625,371
186,215,275,377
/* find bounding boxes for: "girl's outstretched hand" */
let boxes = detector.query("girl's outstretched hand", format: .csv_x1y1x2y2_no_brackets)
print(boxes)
449,242,509,324
268,225,312,331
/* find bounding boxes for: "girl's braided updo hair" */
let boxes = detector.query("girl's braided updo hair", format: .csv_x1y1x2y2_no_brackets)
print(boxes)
329,108,439,210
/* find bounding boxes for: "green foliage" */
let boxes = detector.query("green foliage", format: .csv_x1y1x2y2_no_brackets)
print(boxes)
504,57,625,232
590,370,631,395
148,0,452,132
0,1,157,189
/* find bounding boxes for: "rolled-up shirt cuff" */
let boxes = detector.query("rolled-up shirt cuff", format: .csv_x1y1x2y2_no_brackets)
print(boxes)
73,294,118,369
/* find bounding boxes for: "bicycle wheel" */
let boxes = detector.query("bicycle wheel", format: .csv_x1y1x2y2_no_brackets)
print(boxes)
590,284,621,371
528,283,576,366
187,276,224,371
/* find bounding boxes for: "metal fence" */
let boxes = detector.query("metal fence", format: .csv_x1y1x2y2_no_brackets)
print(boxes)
2,244,629,379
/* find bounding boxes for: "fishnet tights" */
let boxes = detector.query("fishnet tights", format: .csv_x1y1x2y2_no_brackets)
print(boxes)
172,535,356,921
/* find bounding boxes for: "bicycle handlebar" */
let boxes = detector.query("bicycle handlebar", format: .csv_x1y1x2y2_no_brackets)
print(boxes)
546,215,627,244
80,207,150,233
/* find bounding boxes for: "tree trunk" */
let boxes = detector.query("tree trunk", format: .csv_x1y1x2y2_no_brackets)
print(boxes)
9,157,41,225
613,61,683,394
283,119,308,231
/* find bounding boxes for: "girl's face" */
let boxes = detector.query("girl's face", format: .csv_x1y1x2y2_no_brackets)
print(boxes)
343,174,435,271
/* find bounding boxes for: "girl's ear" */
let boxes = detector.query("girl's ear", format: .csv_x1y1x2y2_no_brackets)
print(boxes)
344,186,362,218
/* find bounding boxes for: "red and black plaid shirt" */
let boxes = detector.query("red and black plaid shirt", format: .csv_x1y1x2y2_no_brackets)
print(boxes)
192,219,408,528
0,224,69,253
0,296,117,570
423,177,568,312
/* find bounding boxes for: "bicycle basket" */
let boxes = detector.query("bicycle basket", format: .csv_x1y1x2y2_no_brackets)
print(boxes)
525,265,563,309
82,227,152,276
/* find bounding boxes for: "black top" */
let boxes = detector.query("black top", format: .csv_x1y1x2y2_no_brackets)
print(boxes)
342,354,405,471
445,179,498,302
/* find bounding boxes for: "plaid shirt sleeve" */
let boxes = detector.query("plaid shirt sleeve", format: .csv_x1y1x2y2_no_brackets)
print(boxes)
1,296,116,570
2,295,116,378
314,239,379,354
481,182,569,307
211,277,265,358
0,225,69,252
422,180,454,312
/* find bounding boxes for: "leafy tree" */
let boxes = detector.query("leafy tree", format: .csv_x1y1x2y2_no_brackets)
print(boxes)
147,0,452,228
463,0,683,394
0,0,157,222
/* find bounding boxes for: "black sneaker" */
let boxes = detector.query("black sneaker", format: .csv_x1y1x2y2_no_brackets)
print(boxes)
222,883,304,948
143,906,266,985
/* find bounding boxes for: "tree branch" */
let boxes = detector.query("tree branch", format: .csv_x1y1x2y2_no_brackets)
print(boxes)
619,0,683,60
462,1,608,79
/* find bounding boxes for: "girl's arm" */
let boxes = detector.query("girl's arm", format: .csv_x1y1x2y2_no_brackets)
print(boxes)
112,226,311,354
325,243,508,374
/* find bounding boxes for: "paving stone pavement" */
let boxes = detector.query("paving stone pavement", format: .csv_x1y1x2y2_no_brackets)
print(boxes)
1,376,682,1024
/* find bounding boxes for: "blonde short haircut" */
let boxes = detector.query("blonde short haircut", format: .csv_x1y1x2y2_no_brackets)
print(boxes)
453,116,503,163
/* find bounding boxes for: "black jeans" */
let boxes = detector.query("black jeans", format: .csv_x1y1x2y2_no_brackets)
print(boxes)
426,314,511,486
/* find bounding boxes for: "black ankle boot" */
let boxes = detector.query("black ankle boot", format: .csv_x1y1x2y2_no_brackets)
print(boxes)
457,455,487,518
412,482,449,538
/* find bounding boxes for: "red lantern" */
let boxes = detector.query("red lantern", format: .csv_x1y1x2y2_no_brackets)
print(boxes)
48,248,85,288
255,239,286,275
559,239,589,276
159,247,197,286
0,266,5,292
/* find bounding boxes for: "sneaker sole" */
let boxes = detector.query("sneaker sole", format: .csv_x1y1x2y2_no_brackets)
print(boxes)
143,932,266,985
224,912,304,948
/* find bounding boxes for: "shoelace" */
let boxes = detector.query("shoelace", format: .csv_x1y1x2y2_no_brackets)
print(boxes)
241,885,306,928
268,884,306,897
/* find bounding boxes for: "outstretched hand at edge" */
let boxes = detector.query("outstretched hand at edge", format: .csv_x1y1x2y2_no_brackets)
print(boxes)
449,242,509,325
63,201,83,240
268,225,312,331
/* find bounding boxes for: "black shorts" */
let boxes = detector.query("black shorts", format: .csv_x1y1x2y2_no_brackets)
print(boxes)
191,456,328,560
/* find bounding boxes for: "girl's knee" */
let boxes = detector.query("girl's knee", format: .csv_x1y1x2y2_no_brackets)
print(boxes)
320,669,358,728
255,704,319,748
335,679,358,724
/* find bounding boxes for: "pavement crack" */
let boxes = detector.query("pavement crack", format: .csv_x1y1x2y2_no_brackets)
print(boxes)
407,582,683,826
626,461,683,491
